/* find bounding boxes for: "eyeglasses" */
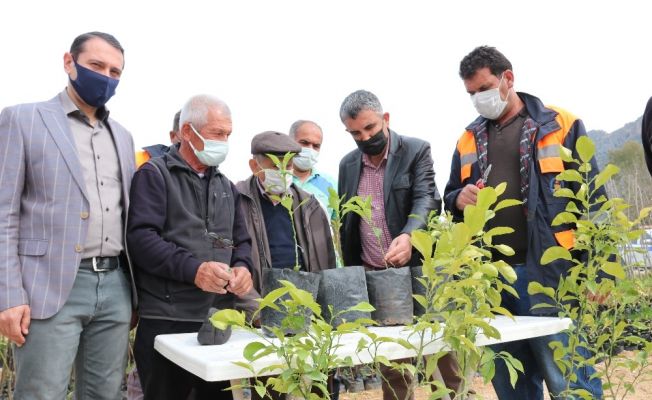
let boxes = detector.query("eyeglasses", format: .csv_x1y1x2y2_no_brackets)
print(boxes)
206,232,235,249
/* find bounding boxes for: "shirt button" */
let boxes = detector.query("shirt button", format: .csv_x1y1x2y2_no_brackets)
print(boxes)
74,244,83,253
80,211,89,219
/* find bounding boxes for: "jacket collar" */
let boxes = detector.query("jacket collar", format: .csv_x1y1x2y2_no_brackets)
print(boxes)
164,144,222,178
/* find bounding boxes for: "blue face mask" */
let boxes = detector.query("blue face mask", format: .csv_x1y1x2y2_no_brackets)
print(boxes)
69,61,119,108
189,124,229,166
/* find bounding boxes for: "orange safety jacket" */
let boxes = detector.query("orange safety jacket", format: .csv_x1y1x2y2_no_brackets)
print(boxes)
443,92,606,313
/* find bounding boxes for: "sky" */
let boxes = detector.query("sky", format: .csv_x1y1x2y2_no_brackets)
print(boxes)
2,0,651,190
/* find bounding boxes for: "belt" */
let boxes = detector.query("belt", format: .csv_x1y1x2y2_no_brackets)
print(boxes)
79,256,121,272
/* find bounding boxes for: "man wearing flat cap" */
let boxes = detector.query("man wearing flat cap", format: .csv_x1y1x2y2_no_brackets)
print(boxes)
235,131,336,319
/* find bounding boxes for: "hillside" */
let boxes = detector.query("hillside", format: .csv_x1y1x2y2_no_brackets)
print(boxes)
587,117,642,168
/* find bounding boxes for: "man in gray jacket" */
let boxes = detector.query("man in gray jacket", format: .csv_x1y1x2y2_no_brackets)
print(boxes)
0,31,135,400
236,131,336,308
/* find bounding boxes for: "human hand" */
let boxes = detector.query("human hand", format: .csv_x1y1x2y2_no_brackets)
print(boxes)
384,233,412,267
0,305,31,346
455,184,480,211
194,262,233,294
226,266,253,296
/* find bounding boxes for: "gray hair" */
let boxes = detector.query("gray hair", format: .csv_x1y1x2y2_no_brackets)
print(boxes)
339,90,383,122
288,120,323,138
179,94,231,130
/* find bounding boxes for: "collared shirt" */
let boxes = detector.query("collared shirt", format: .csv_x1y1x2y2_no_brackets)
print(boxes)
357,142,393,268
58,89,123,258
292,170,336,217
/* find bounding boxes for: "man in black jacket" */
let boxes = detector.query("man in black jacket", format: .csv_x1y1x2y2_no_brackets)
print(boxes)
127,94,253,400
337,89,450,400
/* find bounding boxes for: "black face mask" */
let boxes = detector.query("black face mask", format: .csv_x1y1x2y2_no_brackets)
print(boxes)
355,128,387,156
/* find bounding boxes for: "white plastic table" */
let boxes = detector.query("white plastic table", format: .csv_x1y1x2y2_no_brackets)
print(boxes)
154,315,571,382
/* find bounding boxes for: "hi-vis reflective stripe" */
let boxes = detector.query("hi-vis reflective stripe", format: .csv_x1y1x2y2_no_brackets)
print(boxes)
537,105,578,174
457,131,477,182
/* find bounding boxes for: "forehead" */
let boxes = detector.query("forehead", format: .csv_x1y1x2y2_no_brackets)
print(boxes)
463,67,499,93
295,123,323,141
77,37,124,68
205,108,233,129
344,109,382,131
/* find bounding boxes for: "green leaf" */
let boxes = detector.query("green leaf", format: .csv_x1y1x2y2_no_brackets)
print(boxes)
494,182,507,196
463,205,485,235
243,341,268,361
594,164,619,189
493,244,515,256
601,262,625,279
527,281,555,299
210,308,246,329
476,187,498,210
553,188,576,199
540,246,572,264
556,170,583,183
558,146,574,162
576,136,595,163
551,212,577,226
485,226,514,237
347,302,375,313
411,229,433,261
493,198,522,213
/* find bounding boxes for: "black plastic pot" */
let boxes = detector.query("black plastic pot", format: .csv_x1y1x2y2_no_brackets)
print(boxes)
317,266,371,327
197,307,232,345
260,268,321,336
365,267,413,326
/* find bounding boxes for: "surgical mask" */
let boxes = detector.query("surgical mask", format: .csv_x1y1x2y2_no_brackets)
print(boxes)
471,74,510,120
292,147,319,171
69,61,119,107
355,128,387,156
188,124,229,166
262,168,293,195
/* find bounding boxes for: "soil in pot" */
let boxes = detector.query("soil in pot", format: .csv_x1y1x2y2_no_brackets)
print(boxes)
260,268,321,336
365,267,413,326
317,266,371,327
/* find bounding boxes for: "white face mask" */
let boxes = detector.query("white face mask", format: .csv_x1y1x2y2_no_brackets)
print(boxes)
471,73,510,120
189,124,229,166
292,147,319,171
262,168,293,195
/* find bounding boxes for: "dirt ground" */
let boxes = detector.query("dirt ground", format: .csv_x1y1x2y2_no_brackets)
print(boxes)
340,352,652,400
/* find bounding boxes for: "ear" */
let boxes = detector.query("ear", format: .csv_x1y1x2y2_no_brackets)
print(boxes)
504,70,515,89
180,122,193,142
63,53,75,77
383,112,390,129
248,158,260,175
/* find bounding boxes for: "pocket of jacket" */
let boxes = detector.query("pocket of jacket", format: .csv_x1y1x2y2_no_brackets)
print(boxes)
17,238,49,256
392,175,411,189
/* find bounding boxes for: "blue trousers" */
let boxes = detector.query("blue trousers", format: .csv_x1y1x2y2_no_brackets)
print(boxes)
490,265,603,399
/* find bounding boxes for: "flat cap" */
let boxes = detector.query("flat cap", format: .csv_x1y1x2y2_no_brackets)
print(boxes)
251,131,301,155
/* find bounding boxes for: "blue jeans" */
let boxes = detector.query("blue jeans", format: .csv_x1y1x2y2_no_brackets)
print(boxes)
13,266,132,400
490,264,603,399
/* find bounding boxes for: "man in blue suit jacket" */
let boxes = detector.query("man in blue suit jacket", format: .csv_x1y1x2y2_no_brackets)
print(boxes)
0,32,136,400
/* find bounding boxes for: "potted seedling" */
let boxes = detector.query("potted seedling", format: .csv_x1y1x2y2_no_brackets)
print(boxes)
527,136,652,399
396,184,524,399
211,280,375,400
316,188,373,327
259,152,321,335
351,194,413,326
